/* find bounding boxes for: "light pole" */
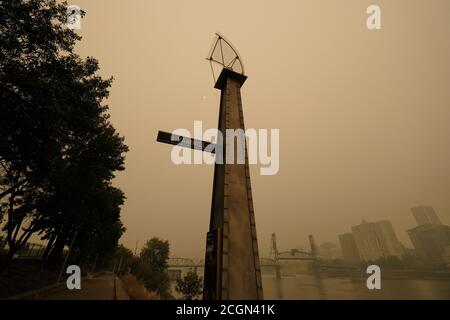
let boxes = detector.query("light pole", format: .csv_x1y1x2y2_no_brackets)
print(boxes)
57,229,79,283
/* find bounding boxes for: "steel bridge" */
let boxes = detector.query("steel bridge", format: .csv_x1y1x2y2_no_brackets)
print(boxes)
266,233,317,262
168,257,204,269
168,233,318,279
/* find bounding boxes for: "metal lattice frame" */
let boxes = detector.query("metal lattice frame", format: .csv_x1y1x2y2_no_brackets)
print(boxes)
206,33,245,82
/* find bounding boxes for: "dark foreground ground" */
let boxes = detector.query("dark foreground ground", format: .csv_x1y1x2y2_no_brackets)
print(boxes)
36,272,122,300
0,260,128,300
0,260,58,299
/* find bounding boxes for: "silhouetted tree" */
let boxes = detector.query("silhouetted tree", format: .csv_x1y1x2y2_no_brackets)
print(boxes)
175,270,203,300
0,0,128,269
134,238,170,298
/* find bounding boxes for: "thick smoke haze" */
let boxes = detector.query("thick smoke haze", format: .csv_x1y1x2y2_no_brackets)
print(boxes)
71,0,450,258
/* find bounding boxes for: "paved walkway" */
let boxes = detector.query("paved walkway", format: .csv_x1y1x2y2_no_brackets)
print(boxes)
37,272,126,300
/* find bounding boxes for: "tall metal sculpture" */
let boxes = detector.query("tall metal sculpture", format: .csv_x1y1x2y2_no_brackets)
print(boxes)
157,33,263,299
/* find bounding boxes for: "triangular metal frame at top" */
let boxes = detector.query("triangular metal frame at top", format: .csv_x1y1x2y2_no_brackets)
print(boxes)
207,33,245,83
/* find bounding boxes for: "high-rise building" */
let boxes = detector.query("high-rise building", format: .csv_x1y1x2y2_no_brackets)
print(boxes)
351,220,404,262
407,224,450,261
376,221,405,256
443,246,450,267
318,242,342,260
338,233,361,264
411,206,442,226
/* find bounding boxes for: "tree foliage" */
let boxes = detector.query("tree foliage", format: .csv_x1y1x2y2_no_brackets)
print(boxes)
175,270,203,300
133,238,171,298
0,0,128,268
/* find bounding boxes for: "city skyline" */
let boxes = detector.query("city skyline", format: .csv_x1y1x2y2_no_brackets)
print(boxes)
282,205,448,263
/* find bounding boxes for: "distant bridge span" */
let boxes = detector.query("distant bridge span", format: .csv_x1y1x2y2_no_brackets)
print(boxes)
168,233,317,272
168,257,204,268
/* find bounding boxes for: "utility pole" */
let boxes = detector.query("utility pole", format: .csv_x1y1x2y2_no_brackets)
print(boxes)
57,230,78,283
91,253,99,274
116,256,123,275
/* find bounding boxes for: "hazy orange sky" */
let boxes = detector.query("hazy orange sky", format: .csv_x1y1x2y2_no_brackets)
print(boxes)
71,0,450,258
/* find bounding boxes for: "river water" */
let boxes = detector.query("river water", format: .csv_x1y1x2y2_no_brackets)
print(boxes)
171,267,450,300
262,273,450,300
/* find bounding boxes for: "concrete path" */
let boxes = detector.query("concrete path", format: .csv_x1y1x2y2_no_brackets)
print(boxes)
37,272,127,300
